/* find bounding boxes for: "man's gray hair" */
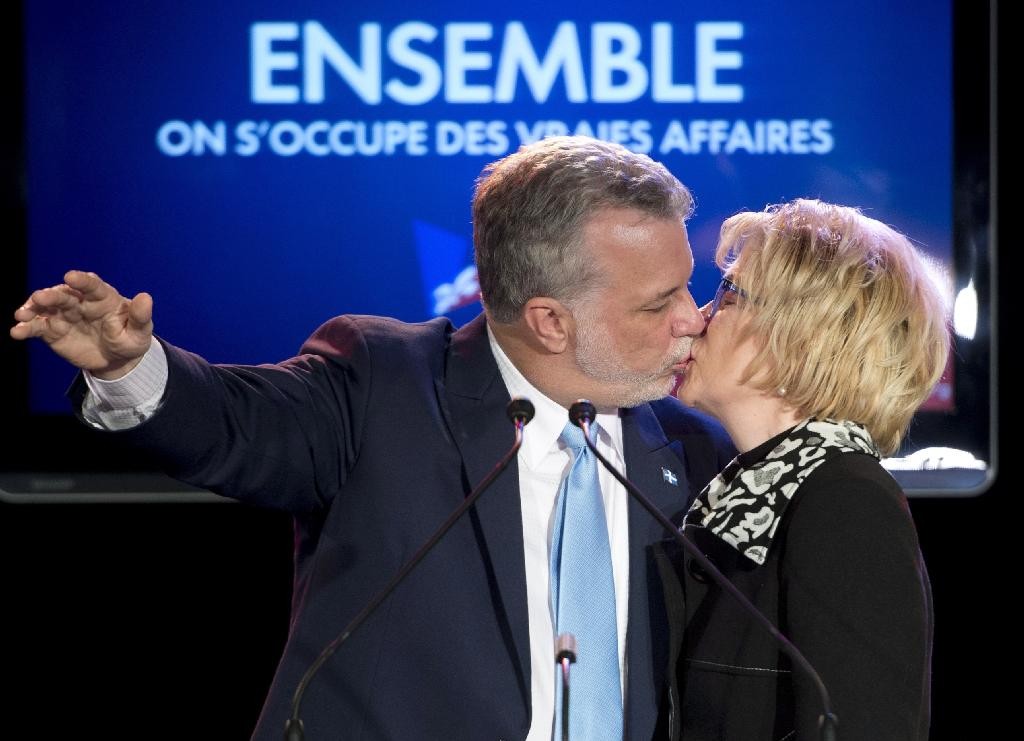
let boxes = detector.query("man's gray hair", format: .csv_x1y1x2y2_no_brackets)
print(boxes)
473,136,694,323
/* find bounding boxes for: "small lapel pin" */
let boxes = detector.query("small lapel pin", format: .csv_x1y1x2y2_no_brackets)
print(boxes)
662,467,678,486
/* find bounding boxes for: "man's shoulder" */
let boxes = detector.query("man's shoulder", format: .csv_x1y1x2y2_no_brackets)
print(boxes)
300,314,456,358
314,314,454,344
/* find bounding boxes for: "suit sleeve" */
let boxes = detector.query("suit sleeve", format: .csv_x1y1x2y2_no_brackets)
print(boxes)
72,316,374,513
780,455,932,741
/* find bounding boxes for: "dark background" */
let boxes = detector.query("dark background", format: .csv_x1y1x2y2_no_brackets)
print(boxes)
1,4,1008,739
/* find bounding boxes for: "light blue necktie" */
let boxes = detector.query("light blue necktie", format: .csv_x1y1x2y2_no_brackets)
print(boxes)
550,420,622,740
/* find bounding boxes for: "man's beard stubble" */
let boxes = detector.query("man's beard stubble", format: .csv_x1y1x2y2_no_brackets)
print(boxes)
573,312,692,408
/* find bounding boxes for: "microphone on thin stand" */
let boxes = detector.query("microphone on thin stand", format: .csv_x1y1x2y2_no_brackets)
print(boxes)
284,397,536,741
567,400,839,741
554,633,577,741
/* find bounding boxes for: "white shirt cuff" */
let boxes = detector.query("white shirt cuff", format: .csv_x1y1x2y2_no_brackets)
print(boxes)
81,339,169,430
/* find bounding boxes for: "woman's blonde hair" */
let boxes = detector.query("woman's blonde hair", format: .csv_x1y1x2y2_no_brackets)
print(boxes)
718,198,951,456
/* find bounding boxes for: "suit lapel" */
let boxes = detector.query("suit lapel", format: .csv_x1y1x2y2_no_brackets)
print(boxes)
620,403,694,739
621,404,694,536
436,314,532,713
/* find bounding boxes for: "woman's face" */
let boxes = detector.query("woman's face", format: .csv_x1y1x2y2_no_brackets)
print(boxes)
674,274,765,421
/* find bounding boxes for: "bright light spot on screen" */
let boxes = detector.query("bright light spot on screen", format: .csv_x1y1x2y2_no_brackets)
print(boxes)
953,280,977,339
882,447,987,471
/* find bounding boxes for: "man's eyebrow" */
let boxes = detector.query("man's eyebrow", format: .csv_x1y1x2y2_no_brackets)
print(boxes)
647,285,681,303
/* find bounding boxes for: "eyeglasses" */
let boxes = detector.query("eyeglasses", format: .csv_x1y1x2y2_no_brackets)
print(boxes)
701,277,749,336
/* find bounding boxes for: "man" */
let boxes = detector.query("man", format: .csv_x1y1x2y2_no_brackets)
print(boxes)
11,136,734,740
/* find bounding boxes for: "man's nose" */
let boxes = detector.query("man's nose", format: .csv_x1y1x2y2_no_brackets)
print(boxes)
672,294,707,337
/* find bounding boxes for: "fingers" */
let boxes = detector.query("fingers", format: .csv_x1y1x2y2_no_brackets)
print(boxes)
10,286,80,341
9,319,37,340
10,272,116,341
127,292,154,330
10,271,148,347
16,272,117,316
9,304,70,341
63,270,106,296
46,272,125,317
13,284,82,322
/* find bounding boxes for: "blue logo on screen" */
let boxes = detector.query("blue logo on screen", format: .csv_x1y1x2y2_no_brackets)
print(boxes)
413,220,481,318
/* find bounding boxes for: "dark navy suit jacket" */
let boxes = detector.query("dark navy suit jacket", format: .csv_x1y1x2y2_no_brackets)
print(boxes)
74,313,733,740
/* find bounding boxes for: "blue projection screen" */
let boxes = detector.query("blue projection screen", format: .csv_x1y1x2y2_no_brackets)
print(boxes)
5,0,994,500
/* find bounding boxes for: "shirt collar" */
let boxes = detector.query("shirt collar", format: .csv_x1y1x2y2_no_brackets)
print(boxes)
487,323,623,469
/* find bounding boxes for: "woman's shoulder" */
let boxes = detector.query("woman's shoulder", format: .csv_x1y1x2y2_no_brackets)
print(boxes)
796,451,906,511
781,450,922,562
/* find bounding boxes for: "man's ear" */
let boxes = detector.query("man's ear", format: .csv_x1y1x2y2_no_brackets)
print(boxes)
521,296,573,354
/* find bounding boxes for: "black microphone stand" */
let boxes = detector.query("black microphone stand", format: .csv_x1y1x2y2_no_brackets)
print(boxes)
568,400,838,741
554,632,577,741
284,397,536,740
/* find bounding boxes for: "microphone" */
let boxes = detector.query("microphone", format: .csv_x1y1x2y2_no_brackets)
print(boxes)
284,397,536,741
555,633,577,741
567,400,839,741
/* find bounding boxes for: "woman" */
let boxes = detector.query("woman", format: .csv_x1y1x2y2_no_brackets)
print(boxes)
661,198,948,740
